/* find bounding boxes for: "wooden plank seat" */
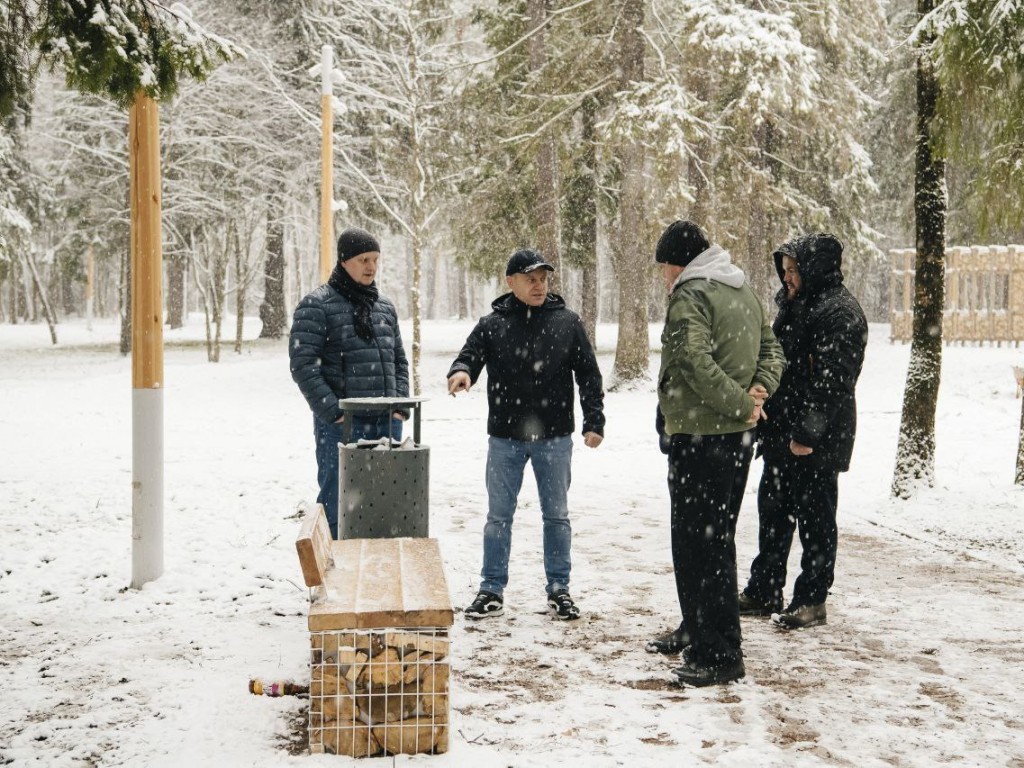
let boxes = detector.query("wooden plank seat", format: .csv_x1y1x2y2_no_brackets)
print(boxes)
295,504,453,632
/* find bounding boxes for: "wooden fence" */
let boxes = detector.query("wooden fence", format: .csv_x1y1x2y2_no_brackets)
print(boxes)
890,245,1024,345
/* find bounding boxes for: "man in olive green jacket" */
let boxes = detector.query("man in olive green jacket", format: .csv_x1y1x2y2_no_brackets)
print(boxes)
647,220,785,687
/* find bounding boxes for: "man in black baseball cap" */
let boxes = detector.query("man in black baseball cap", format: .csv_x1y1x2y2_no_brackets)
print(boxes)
448,247,604,623
505,248,555,276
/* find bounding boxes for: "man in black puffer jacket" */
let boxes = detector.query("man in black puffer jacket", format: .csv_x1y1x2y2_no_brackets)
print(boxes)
738,233,868,629
447,249,605,622
289,227,409,538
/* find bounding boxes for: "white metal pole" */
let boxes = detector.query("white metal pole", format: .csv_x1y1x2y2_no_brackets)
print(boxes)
130,91,165,589
319,45,334,284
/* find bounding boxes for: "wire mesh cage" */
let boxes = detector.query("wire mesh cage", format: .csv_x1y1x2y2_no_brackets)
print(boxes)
309,628,450,757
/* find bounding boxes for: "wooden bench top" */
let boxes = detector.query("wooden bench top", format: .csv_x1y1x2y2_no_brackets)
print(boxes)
296,505,453,632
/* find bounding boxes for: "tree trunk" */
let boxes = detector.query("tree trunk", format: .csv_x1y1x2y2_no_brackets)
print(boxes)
234,223,246,354
24,251,58,345
528,0,560,290
19,254,34,321
610,0,648,385
259,218,287,339
687,71,711,226
892,0,946,499
212,228,227,363
60,257,75,316
431,246,443,320
746,120,782,302
120,243,132,356
6,256,15,323
410,237,422,396
410,110,425,396
581,267,598,349
194,226,227,363
563,94,599,345
1016,394,1024,485
166,253,186,329
456,268,468,320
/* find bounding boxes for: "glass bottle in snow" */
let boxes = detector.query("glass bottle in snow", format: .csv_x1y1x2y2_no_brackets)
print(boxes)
249,679,308,697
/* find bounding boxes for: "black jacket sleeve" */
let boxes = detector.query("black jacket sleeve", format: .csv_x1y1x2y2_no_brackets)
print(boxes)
791,299,867,449
447,318,489,383
571,320,605,436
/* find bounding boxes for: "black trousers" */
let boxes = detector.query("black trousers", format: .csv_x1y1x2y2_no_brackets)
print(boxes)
668,430,754,667
744,458,839,609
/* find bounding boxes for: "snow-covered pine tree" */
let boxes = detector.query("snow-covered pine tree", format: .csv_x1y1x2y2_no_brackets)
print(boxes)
668,0,886,303
927,0,1024,485
931,0,1024,233
34,0,240,108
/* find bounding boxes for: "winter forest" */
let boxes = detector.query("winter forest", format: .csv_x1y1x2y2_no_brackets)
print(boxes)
2,0,1022,356
3,2,1024,766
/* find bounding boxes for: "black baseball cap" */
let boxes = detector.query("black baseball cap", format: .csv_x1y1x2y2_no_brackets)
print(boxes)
505,249,555,276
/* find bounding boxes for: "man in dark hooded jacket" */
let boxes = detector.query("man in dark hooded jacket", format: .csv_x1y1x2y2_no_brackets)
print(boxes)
738,233,868,629
447,249,605,622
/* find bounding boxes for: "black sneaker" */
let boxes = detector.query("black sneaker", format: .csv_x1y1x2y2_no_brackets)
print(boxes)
547,590,580,621
645,624,689,655
771,602,826,629
738,591,781,617
673,658,745,687
464,590,504,619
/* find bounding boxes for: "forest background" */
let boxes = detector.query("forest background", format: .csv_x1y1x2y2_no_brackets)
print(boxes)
1,0,1023,388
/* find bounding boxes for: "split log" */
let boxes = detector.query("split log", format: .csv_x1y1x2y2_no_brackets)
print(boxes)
372,717,445,755
314,724,381,757
361,647,402,687
313,631,384,659
386,630,450,655
419,663,449,718
322,693,356,722
355,683,422,725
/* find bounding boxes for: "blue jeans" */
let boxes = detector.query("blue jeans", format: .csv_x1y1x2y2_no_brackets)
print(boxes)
314,414,403,538
481,435,573,597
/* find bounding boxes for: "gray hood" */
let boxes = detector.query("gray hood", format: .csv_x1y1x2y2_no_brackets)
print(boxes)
672,244,746,290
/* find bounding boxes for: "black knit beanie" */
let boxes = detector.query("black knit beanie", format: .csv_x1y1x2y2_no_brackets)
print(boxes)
337,227,380,262
655,220,711,268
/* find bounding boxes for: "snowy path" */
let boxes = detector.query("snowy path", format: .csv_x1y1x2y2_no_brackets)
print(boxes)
445,479,1024,767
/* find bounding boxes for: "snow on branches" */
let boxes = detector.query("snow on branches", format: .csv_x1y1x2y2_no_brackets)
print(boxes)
35,0,244,107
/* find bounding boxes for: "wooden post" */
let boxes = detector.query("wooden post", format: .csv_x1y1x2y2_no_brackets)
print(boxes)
319,45,334,284
130,91,164,589
1011,245,1024,347
86,243,94,330
888,249,898,343
947,246,961,343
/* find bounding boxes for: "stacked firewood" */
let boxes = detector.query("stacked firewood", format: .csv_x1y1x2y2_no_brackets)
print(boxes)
309,629,449,757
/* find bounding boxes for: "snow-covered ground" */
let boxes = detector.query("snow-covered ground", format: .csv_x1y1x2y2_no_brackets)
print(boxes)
1,315,1022,767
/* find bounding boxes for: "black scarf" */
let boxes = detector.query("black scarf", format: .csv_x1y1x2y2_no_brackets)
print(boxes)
328,264,379,342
